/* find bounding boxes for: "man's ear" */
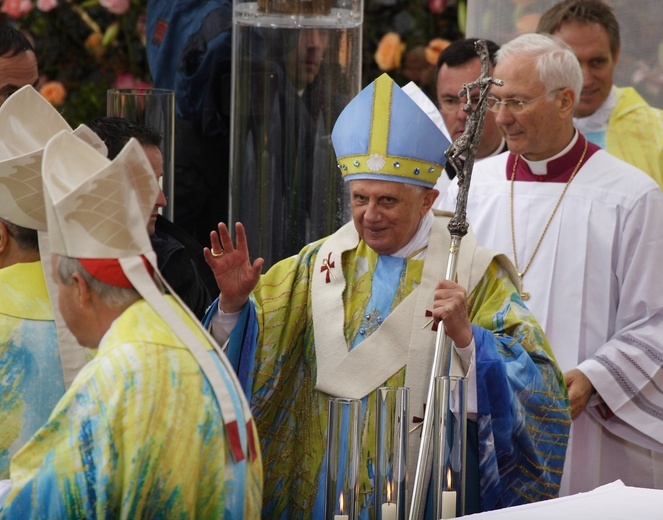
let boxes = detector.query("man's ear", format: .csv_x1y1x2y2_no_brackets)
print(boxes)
423,188,440,214
70,272,93,308
557,87,576,118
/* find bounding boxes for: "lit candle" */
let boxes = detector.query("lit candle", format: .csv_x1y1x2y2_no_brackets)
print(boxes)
441,468,456,520
381,481,397,520
335,491,349,520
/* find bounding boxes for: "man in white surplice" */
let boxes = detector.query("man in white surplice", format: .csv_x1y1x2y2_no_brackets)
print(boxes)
437,33,663,495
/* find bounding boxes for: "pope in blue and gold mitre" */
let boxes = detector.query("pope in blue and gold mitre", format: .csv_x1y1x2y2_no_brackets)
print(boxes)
332,73,450,188
203,72,571,518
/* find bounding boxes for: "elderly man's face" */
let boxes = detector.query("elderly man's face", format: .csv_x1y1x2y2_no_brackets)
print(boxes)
553,21,618,118
350,179,438,255
436,58,503,158
0,49,38,106
491,55,573,161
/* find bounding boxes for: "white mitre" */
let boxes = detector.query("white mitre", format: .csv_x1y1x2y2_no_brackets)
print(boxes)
0,85,106,231
42,131,258,463
42,131,156,260
0,86,109,388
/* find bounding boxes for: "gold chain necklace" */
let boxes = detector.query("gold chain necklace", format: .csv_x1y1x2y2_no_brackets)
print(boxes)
510,137,588,300
407,245,428,259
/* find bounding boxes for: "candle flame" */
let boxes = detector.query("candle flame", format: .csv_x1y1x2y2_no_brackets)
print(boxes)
387,480,392,503
339,491,344,513
446,468,452,490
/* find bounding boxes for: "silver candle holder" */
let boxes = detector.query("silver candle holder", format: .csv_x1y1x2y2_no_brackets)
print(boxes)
433,376,468,519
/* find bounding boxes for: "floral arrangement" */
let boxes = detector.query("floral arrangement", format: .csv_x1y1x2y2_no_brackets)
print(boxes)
2,0,150,127
364,0,465,99
2,0,470,127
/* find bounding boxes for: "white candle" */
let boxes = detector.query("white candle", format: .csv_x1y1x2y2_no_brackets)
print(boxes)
335,491,349,520
440,490,456,519
381,501,397,520
440,468,457,519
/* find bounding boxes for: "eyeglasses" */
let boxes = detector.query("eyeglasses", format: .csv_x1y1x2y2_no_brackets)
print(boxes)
486,89,561,113
438,96,480,114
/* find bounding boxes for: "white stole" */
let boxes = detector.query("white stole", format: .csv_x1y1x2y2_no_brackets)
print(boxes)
311,210,502,497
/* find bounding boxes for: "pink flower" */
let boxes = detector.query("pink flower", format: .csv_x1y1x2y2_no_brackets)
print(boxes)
36,0,58,12
99,0,130,15
113,73,152,90
428,0,447,15
1,0,33,19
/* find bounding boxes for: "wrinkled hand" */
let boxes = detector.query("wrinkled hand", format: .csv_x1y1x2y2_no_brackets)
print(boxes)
432,279,473,348
203,222,264,313
564,369,595,420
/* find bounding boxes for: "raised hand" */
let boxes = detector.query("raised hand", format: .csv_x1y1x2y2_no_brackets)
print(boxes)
204,222,264,313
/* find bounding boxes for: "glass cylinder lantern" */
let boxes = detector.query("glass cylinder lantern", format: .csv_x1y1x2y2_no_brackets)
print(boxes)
325,397,361,520
230,0,363,268
433,376,468,520
376,387,408,520
107,88,175,221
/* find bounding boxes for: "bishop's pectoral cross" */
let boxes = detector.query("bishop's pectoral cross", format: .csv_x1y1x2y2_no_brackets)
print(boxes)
517,273,530,301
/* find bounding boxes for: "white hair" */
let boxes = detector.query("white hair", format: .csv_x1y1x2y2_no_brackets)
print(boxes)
56,255,142,309
496,33,583,108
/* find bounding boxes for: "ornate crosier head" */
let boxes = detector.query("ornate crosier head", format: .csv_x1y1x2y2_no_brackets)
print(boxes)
445,40,503,237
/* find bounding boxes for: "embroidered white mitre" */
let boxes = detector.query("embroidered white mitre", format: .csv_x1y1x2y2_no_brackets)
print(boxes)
0,85,106,231
42,131,157,258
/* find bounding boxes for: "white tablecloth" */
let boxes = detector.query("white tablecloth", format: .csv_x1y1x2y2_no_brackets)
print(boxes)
464,481,663,519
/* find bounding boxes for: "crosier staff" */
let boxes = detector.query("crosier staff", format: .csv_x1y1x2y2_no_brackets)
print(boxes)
408,39,503,520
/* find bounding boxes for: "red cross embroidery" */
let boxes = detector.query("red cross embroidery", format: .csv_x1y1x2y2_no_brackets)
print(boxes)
412,404,427,437
320,252,335,283
425,310,439,331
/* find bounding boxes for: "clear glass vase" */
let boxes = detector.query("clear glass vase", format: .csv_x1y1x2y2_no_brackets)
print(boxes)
230,0,363,268
325,397,361,520
433,376,468,520
376,386,409,520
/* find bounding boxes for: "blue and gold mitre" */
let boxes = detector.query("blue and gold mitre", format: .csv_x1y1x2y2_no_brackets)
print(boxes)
331,73,450,188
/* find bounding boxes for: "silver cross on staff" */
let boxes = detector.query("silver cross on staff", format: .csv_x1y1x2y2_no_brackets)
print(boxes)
408,39,503,520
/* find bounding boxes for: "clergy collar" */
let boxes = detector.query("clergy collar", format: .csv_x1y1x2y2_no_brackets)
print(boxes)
390,210,433,259
505,131,600,182
573,86,616,134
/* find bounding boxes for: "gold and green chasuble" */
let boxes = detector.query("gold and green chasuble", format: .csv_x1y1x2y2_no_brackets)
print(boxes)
1,297,262,519
0,261,64,479
222,213,570,518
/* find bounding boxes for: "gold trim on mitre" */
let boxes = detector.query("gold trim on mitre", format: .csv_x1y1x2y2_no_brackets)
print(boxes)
42,131,159,259
336,154,442,186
